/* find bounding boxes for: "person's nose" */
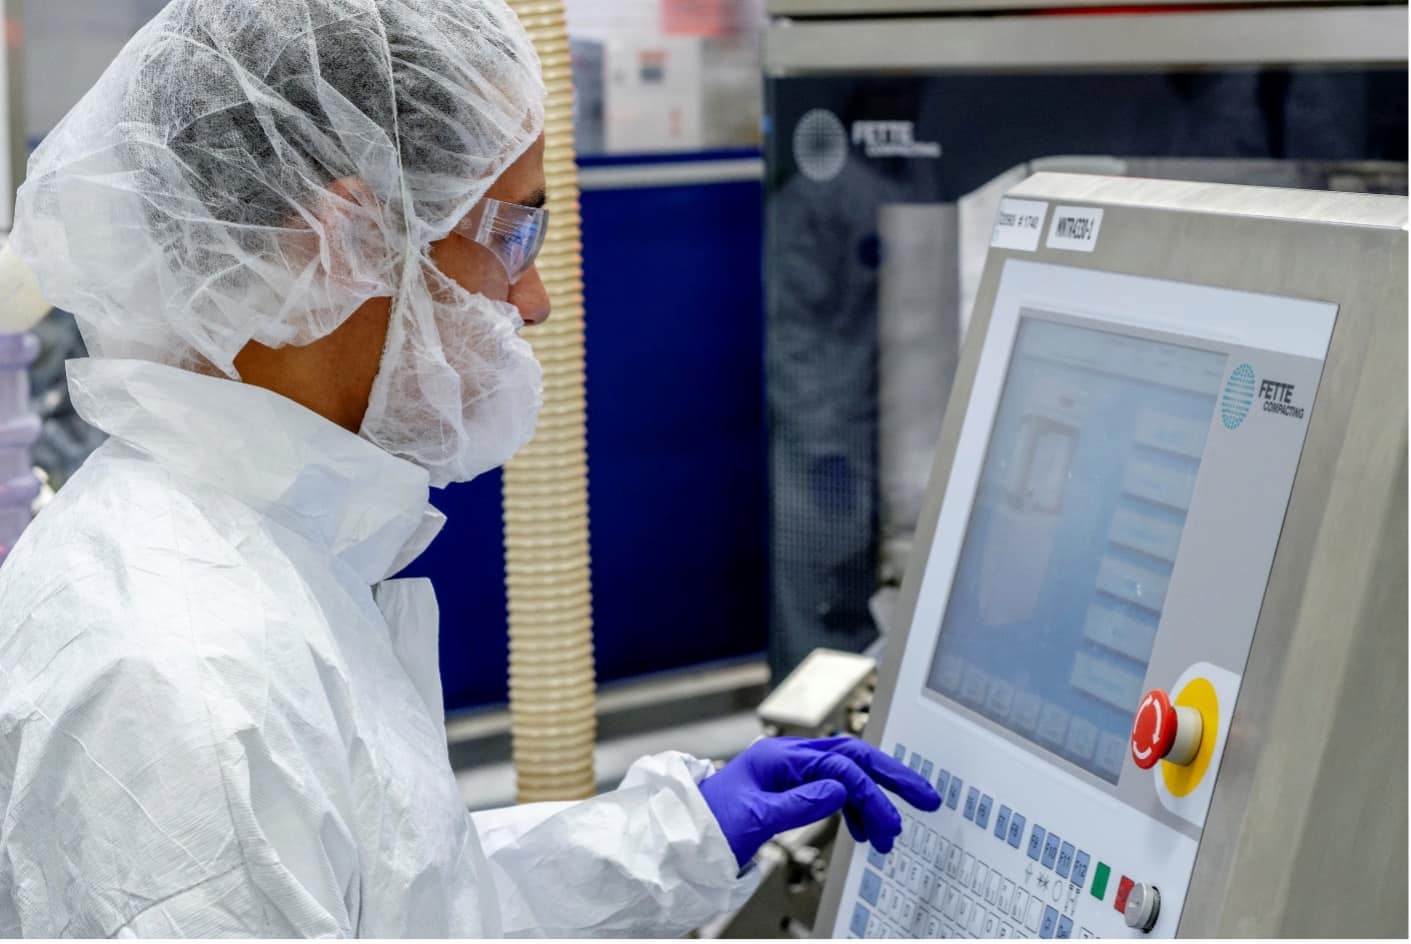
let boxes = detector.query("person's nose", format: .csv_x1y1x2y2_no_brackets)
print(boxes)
511,266,551,326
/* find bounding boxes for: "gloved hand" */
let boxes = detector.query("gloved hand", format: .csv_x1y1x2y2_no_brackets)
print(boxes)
698,737,942,868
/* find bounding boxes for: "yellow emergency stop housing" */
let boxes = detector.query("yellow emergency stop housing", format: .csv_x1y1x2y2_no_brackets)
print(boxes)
1162,677,1220,797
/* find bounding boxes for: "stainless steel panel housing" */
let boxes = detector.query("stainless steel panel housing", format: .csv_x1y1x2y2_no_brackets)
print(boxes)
813,174,1407,937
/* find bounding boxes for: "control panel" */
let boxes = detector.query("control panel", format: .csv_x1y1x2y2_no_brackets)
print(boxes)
826,252,1337,938
850,742,1131,939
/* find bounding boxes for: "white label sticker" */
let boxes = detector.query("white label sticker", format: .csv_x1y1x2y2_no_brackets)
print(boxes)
1046,205,1104,252
990,198,1048,252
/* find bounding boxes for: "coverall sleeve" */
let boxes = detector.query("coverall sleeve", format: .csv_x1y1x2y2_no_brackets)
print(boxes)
470,751,761,937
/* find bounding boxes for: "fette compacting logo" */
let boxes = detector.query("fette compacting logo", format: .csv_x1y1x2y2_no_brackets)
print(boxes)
1221,363,1256,429
792,109,849,183
792,110,943,183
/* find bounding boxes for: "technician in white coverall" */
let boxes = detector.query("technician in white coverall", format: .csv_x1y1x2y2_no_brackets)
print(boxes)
0,0,940,937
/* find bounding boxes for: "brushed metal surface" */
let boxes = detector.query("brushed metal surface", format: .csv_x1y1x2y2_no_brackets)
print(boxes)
765,6,1407,75
1,0,24,228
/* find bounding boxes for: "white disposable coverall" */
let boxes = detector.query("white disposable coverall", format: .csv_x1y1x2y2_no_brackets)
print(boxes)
0,358,759,938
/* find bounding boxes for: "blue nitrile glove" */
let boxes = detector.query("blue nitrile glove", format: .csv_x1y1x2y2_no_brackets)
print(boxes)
698,737,943,868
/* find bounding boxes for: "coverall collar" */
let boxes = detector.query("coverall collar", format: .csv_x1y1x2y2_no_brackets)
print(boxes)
66,357,445,583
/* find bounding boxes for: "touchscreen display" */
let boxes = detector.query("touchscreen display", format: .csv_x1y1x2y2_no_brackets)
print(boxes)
925,315,1227,783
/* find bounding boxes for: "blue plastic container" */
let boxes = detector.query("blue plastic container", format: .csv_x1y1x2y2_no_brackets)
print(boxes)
0,333,42,566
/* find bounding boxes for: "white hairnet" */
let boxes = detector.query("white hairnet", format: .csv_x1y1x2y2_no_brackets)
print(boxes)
11,0,547,486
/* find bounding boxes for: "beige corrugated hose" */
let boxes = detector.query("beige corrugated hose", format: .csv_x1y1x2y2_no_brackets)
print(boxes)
502,0,598,803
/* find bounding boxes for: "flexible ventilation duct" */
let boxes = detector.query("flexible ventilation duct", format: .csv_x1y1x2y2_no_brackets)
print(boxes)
501,0,597,804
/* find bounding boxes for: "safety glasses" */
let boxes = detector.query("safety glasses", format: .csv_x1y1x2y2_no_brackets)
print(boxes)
452,197,550,284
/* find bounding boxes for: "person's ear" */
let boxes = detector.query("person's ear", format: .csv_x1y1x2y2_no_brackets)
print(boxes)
312,177,391,296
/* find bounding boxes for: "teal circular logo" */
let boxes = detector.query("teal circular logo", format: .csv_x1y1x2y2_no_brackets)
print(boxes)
1222,363,1256,429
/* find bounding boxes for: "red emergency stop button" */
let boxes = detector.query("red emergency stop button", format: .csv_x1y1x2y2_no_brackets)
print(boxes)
1131,689,1203,769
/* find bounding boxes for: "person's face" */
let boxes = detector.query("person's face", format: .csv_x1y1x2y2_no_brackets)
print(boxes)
429,135,551,327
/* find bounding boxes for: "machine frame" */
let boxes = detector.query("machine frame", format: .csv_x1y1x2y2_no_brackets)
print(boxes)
814,174,1407,937
764,4,1407,75
0,0,19,229
767,0,1379,13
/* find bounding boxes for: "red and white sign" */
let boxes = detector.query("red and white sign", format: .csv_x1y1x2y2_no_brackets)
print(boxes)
662,0,738,36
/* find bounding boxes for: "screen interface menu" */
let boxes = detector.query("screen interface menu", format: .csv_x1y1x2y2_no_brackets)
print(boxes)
924,316,1228,785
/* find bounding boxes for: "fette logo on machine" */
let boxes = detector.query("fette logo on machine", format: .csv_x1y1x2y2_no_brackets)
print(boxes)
1221,363,1256,429
791,110,943,183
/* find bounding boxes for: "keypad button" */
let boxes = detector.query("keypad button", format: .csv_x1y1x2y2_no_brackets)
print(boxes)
901,899,915,928
963,787,979,821
1041,905,1059,939
1042,832,1061,870
1057,842,1075,879
976,794,993,829
996,921,1010,938
1027,825,1047,861
935,768,950,799
920,759,934,782
1057,916,1074,939
962,854,977,886
995,805,1011,840
851,903,872,936
970,860,987,895
987,870,1002,905
1025,897,1044,934
908,752,922,772
1071,851,1091,889
983,912,998,938
1114,876,1135,915
1090,861,1111,900
946,777,963,810
860,870,882,906
970,903,987,936
942,886,959,919
946,845,963,878
998,879,1015,912
957,896,973,927
923,829,938,859
926,915,940,938
1008,813,1026,850
1011,889,1030,922
893,744,908,762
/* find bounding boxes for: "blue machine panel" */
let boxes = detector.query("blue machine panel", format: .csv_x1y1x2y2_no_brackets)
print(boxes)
403,162,769,711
